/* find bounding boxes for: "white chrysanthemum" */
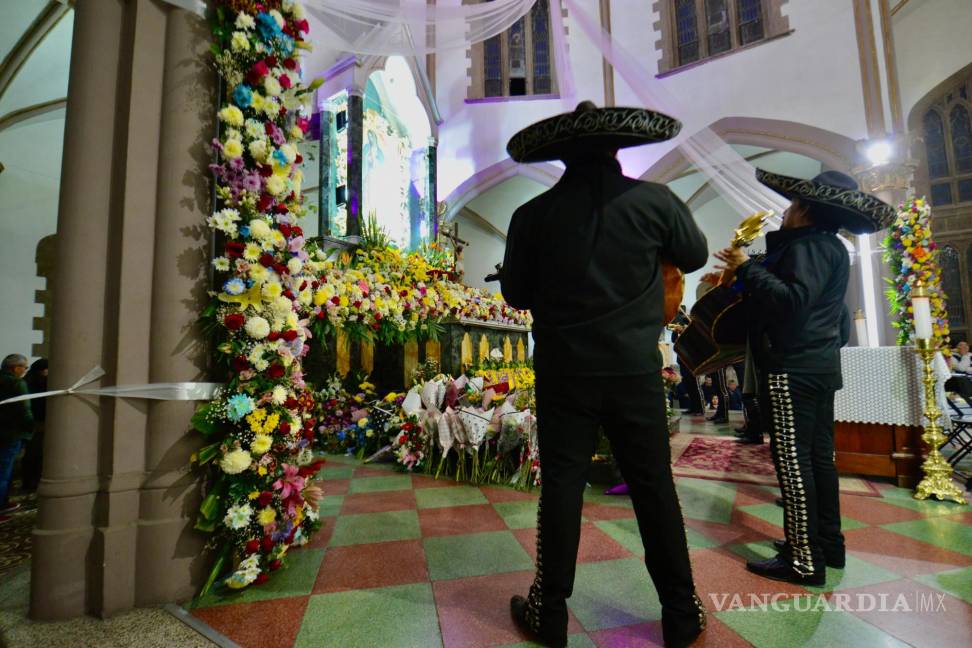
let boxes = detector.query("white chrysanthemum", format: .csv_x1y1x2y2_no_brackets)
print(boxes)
248,139,269,162
271,385,288,405
249,219,273,240
208,208,240,236
250,434,272,455
223,502,253,530
212,257,230,272
286,312,300,329
243,242,261,262
296,448,314,466
264,76,282,97
219,449,252,475
271,296,293,317
297,289,312,306
230,31,250,52
271,230,287,249
245,316,271,339
218,105,244,126
235,13,256,30
245,119,264,139
304,505,319,522
269,9,285,28
292,2,306,20
249,264,269,284
287,258,303,275
222,138,243,160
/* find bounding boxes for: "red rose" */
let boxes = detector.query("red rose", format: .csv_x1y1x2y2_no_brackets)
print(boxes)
257,193,273,212
267,331,281,342
274,203,289,214
284,58,297,70
224,313,245,330
303,428,315,441
311,280,319,289
248,60,270,85
261,537,274,553
353,300,362,309
284,397,299,409
267,364,285,379
245,539,260,554
266,56,278,68
279,223,292,237
225,242,246,258
282,329,298,342
299,280,308,291
269,559,282,571
295,154,303,164
316,310,325,320
254,572,269,585
279,74,292,90
259,254,275,268
292,225,303,237
331,296,340,306
258,491,273,507
296,19,309,33
273,264,289,276
279,422,291,435
232,355,249,372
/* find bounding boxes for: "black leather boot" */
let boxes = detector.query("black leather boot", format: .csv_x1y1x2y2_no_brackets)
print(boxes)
746,556,825,586
510,595,567,648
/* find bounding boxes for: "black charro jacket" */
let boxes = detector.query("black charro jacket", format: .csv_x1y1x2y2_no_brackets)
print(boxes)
735,226,850,376
501,156,708,376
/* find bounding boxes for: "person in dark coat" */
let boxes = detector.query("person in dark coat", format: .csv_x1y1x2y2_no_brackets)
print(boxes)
23,358,48,493
0,354,33,516
500,101,709,648
715,169,896,585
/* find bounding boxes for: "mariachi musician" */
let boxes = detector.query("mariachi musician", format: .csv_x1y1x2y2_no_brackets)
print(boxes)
714,169,895,585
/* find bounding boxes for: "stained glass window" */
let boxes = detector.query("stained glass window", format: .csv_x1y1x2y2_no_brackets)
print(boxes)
942,245,965,326
508,16,526,95
532,0,552,95
931,183,953,206
484,34,502,97
737,0,764,45
959,178,972,203
675,0,700,65
924,110,950,179
950,104,972,174
705,0,731,55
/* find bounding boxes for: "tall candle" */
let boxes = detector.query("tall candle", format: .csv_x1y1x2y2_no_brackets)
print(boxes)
854,309,867,347
912,291,933,340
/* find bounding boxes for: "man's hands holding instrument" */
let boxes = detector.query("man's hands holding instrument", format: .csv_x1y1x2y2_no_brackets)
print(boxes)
713,247,749,278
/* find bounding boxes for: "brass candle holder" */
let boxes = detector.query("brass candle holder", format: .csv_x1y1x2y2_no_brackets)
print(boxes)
913,336,967,504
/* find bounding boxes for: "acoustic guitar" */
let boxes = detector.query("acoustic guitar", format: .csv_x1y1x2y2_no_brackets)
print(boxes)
672,211,772,375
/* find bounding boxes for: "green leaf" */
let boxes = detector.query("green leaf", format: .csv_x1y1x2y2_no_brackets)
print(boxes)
196,442,221,465
191,405,220,437
198,544,232,598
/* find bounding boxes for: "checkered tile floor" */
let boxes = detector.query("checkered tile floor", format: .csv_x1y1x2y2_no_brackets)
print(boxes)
188,425,972,648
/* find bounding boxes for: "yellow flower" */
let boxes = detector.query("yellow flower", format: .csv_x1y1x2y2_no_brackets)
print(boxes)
250,434,272,455
257,506,276,526
266,175,286,195
222,138,244,159
262,281,283,300
243,242,261,261
218,105,244,126
230,31,250,52
339,295,349,307
263,413,280,434
258,465,268,476
248,491,260,500
359,381,376,392
313,290,328,306
358,418,369,429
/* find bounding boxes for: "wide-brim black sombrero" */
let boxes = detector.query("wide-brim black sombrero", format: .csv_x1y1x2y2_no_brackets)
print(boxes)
506,101,681,163
756,168,896,234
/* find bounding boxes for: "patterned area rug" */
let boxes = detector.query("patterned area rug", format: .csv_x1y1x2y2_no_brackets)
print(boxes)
672,435,881,496
0,491,36,576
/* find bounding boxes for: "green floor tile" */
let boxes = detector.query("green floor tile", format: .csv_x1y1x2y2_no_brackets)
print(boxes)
191,548,325,608
423,530,534,580
348,474,413,494
726,543,899,591
320,465,354,479
716,596,910,648
738,503,867,531
914,566,972,604
414,485,487,509
498,633,596,648
582,489,635,509
330,510,421,546
675,478,737,524
594,519,645,556
882,517,972,556
295,583,441,648
566,558,661,631
319,495,344,518
325,453,361,465
492,500,540,529
878,486,967,517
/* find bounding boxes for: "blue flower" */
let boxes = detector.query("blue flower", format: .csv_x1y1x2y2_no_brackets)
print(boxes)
240,225,251,238
232,84,253,108
226,394,255,422
224,277,246,295
272,148,289,166
256,13,283,41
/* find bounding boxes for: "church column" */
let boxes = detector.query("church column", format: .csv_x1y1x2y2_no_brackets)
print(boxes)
427,137,438,240
136,5,215,606
31,0,126,620
346,89,364,237
318,106,333,237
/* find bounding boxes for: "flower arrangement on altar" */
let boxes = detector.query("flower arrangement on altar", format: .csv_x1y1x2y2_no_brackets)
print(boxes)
191,0,326,596
302,239,532,346
883,197,951,351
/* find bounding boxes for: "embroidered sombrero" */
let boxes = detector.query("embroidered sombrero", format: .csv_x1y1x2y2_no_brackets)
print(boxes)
506,100,681,163
756,169,896,234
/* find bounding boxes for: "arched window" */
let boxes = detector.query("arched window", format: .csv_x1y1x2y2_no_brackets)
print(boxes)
471,0,557,100
951,105,972,174
942,245,965,327
924,109,953,206
658,0,787,74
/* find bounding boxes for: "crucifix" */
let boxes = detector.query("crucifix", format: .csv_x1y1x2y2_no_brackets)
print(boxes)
438,216,469,283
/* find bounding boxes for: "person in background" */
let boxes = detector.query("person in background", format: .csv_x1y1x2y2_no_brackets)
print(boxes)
727,379,743,410
23,358,48,493
950,340,972,375
701,375,716,408
0,354,33,520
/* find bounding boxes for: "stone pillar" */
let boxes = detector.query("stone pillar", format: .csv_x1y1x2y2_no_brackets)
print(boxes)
346,90,364,237
31,0,215,620
427,137,438,241
32,0,126,620
318,107,333,236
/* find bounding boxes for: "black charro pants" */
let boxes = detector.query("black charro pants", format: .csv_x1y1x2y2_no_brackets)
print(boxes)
759,371,845,576
677,358,705,414
524,371,702,636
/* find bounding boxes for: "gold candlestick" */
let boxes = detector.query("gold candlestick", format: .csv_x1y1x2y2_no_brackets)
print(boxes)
913,337,967,504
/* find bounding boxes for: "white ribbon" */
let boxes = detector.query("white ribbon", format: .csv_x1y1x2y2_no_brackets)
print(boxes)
0,366,222,406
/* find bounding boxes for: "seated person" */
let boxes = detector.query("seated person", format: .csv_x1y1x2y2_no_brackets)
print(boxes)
951,341,972,375
701,375,716,407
